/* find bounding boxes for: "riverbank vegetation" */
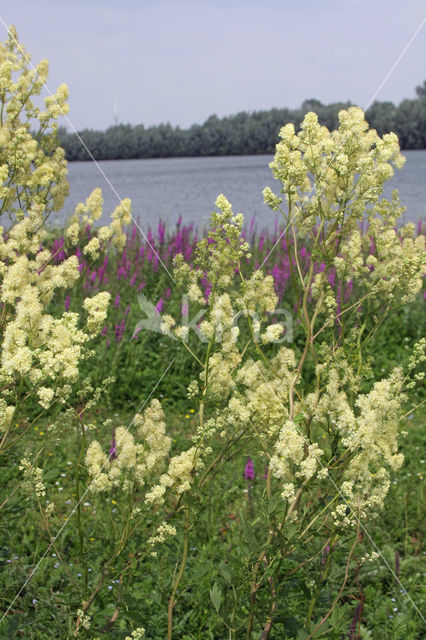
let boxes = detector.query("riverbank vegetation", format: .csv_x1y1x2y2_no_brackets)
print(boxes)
59,81,426,161
1,27,425,640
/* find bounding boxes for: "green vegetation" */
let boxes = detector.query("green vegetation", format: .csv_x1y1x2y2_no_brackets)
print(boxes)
59,81,426,161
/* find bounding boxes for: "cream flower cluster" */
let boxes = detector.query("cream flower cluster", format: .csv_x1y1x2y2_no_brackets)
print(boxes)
0,28,132,436
262,107,425,322
19,457,46,498
0,29,69,220
85,399,171,493
145,446,197,505
306,355,407,521
124,629,145,640
269,420,324,502
174,194,250,294
332,197,425,306
265,107,405,236
66,188,131,252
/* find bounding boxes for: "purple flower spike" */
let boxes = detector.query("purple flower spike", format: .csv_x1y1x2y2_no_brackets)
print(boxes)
244,457,255,480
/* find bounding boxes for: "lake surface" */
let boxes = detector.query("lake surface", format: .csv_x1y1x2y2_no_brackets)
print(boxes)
57,151,426,230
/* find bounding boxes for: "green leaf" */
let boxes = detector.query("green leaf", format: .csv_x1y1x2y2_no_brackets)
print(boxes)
209,583,222,612
219,561,231,584
267,493,282,514
44,468,61,481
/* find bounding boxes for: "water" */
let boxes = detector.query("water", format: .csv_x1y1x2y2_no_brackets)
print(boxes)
57,151,426,230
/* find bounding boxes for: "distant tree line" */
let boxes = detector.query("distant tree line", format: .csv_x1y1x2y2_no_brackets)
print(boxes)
58,81,426,161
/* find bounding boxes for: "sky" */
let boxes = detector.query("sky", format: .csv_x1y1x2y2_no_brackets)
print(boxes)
1,0,425,132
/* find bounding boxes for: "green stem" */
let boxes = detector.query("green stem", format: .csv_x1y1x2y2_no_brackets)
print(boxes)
75,418,88,594
168,507,190,640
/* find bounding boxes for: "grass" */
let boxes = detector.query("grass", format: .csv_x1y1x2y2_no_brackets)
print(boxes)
0,405,424,638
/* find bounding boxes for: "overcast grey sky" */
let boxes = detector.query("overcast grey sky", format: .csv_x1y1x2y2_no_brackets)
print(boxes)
1,0,425,131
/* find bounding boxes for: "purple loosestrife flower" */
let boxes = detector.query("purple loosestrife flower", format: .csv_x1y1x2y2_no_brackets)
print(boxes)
158,220,166,244
155,298,164,314
101,325,108,336
244,458,255,480
344,279,354,302
115,318,126,342
97,256,108,283
164,287,171,299
130,273,137,287
64,295,70,311
114,294,121,308
52,236,66,263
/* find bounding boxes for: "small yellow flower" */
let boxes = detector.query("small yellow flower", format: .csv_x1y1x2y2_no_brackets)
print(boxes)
111,499,117,504
89,537,95,541
189,409,195,413
39,431,44,436
185,414,190,419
